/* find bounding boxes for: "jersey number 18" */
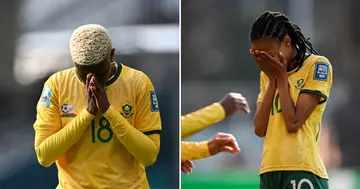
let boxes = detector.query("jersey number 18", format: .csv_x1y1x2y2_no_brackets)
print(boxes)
91,116,113,143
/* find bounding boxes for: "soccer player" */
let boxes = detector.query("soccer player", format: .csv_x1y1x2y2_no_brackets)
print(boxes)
181,93,250,173
33,24,161,189
250,11,332,189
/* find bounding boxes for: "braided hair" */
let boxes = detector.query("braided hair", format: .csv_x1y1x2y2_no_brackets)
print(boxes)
250,11,319,71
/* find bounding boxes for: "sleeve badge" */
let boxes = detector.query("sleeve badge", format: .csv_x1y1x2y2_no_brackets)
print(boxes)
150,91,160,112
41,88,52,108
313,62,329,81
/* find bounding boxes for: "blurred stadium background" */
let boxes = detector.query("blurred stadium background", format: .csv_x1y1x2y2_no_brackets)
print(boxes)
182,0,360,189
0,0,179,189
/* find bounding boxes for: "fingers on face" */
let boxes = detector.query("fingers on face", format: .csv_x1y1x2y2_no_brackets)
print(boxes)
278,52,286,65
261,51,285,68
258,51,274,64
88,76,99,94
249,49,258,60
85,74,94,93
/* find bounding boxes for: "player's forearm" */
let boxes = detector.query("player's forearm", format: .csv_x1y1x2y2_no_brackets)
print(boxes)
181,141,210,161
254,82,276,137
277,78,299,133
103,105,160,167
35,109,95,167
181,103,225,140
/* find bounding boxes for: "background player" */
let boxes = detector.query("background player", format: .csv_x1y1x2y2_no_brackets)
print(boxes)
250,11,332,189
33,24,161,189
181,93,250,173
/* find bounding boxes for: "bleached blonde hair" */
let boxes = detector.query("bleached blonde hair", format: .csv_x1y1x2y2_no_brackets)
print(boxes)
70,24,112,65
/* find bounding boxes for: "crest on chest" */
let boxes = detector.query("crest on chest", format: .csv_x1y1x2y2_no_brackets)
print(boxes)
294,78,304,90
121,104,134,118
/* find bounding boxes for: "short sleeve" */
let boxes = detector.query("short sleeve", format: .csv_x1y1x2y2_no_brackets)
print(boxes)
300,59,333,104
134,72,162,135
256,72,266,104
33,74,62,148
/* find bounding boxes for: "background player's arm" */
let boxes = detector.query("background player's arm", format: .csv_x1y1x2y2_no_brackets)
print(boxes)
33,75,95,167
254,72,276,137
181,103,225,140
181,132,239,161
181,141,210,161
278,60,332,133
182,93,249,140
103,73,161,167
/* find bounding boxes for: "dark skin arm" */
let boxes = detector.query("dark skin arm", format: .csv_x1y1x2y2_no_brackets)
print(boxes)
260,51,320,133
250,49,277,137
254,82,277,137
277,78,320,133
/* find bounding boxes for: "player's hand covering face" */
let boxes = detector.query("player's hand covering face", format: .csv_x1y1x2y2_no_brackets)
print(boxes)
89,75,110,113
219,93,250,116
250,38,290,80
256,51,287,79
181,160,194,174
85,73,98,115
250,49,276,80
208,132,240,156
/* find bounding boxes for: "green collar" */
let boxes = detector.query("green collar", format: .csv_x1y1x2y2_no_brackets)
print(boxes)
106,62,122,86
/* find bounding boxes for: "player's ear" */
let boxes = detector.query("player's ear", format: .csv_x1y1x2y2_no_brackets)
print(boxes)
283,36,291,48
111,48,115,61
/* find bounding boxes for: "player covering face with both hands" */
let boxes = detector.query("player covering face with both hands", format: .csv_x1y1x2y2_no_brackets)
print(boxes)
250,11,332,189
34,24,161,189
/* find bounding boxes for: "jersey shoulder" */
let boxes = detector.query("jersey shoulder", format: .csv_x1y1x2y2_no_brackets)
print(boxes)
121,64,152,85
300,54,332,83
44,67,75,88
304,54,332,69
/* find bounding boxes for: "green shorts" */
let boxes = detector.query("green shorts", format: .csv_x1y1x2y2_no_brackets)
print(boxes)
260,171,328,189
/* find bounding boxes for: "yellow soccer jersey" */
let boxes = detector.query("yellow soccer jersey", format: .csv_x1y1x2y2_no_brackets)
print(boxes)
257,54,332,179
33,62,161,189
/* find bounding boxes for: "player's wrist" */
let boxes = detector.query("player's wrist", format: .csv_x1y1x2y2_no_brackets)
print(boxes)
98,95,110,114
99,102,110,114
207,140,218,156
86,106,97,116
276,75,288,85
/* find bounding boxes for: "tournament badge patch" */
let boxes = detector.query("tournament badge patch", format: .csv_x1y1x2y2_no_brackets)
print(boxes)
295,78,304,90
121,104,134,118
150,91,159,112
314,62,329,81
61,104,77,117
41,88,52,108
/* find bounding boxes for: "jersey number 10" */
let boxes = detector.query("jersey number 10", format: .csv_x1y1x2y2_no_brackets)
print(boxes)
271,93,282,116
91,116,113,143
